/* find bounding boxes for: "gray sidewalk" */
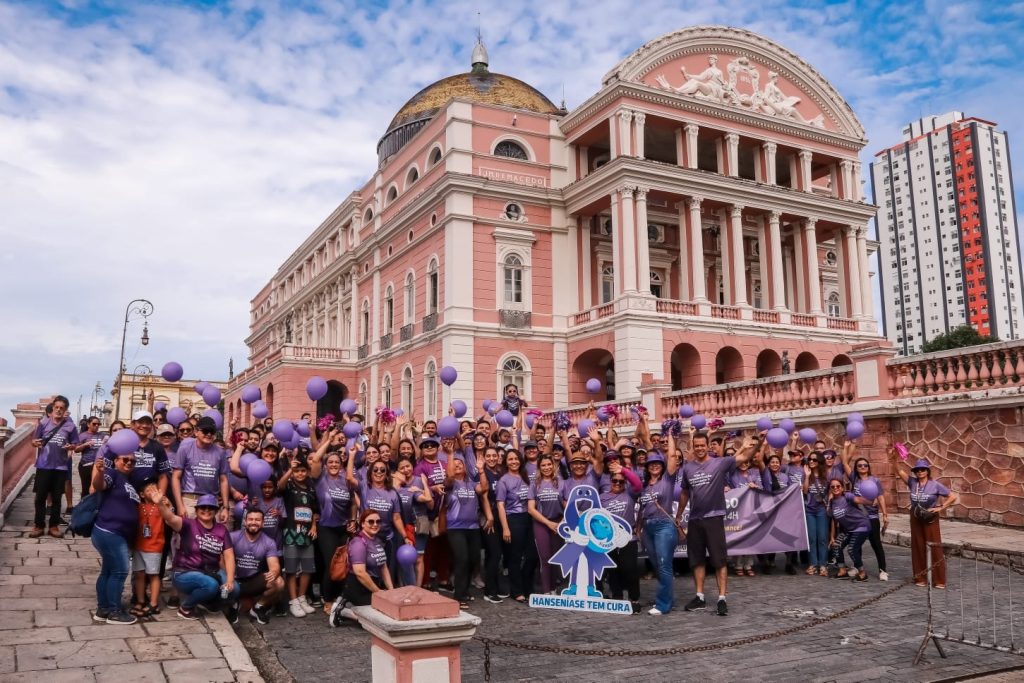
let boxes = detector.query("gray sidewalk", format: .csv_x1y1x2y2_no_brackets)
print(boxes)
0,473,264,683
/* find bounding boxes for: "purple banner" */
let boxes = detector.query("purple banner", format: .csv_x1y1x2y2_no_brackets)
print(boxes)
670,484,809,557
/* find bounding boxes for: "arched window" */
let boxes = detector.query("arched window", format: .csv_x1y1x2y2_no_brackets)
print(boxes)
360,300,370,346
601,265,615,304
427,258,439,314
503,254,523,304
428,146,443,167
381,374,392,408
384,286,394,333
401,366,413,415
501,357,526,393
827,292,841,317
385,185,398,205
649,271,663,299
404,272,415,324
406,167,419,188
424,360,437,419
494,140,528,160
363,208,373,223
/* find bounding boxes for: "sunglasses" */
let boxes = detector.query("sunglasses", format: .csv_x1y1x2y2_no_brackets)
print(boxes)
365,519,381,526
159,433,175,437
371,467,388,473
856,463,869,468
808,459,819,464
829,484,843,490
178,428,194,434
610,478,626,484
199,428,216,436
116,457,136,465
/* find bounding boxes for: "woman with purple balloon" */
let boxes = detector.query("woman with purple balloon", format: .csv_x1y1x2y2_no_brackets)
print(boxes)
309,430,360,612
760,451,800,575
393,456,433,587
802,450,831,576
842,441,889,581
341,510,395,612
346,441,411,584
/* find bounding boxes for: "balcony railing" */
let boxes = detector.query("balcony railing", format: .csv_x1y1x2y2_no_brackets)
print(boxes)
357,344,369,360
422,312,438,332
596,303,614,319
380,333,393,351
400,323,414,342
827,317,856,331
280,345,350,361
791,313,816,327
538,398,644,429
887,340,1024,398
710,304,741,320
499,309,532,329
656,300,697,315
572,310,593,326
752,310,780,324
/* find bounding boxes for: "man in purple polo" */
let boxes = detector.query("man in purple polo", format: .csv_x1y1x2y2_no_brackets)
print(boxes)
172,416,230,525
675,431,755,616
30,395,78,538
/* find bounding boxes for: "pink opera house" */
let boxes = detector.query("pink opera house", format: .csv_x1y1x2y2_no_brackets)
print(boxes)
225,25,880,422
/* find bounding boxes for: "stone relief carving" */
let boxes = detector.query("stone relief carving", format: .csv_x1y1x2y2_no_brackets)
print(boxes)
654,55,825,129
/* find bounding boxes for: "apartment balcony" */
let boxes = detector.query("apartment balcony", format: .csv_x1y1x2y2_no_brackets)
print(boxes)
399,323,414,343
280,344,351,362
422,312,438,333
380,333,393,351
357,344,369,360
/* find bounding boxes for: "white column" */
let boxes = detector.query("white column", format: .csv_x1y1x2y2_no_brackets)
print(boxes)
676,202,689,300
635,188,650,294
725,133,740,177
804,219,823,314
688,197,707,301
618,110,633,158
619,186,637,292
674,128,684,167
756,216,768,309
579,146,589,178
581,218,592,308
633,112,646,160
730,205,747,305
799,149,813,191
783,244,795,311
839,160,854,200
685,123,699,169
718,210,732,305
609,116,618,159
610,193,620,299
843,225,863,317
349,267,359,346
763,142,777,185
768,211,786,311
792,225,806,312
853,161,864,201
857,226,873,318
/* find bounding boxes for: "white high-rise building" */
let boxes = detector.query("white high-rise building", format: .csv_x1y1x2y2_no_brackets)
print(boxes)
871,112,1023,354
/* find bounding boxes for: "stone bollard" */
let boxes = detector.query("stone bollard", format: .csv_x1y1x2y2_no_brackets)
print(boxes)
354,586,481,683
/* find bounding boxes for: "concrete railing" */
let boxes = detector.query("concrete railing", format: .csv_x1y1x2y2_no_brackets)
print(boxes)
887,339,1024,398
538,397,644,429
1,424,36,525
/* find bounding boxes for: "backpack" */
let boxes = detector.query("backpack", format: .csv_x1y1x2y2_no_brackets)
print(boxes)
329,539,352,581
69,491,103,537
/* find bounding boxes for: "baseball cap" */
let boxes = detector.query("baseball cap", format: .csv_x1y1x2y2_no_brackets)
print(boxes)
196,494,219,509
132,410,154,422
522,440,538,449
196,416,218,432
419,435,440,448
645,451,667,466
156,424,175,436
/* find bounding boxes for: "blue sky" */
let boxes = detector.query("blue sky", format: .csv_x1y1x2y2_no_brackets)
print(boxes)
1,0,1022,424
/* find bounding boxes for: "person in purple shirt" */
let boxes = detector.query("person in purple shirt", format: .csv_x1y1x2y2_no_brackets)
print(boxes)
727,457,762,576
826,479,873,581
639,448,681,615
158,492,237,620
251,479,287,548
843,441,889,581
890,452,959,588
89,451,141,624
479,446,506,603
496,449,536,603
394,456,433,587
117,411,171,494
72,416,104,496
340,510,394,611
760,453,799,575
802,452,831,576
527,454,565,595
229,508,284,625
172,416,230,524
600,460,643,613
444,443,490,607
676,431,756,617
346,443,411,582
309,440,358,606
30,395,78,538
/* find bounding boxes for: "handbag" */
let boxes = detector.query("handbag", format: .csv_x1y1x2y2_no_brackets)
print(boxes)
912,504,938,524
68,491,103,538
329,540,351,581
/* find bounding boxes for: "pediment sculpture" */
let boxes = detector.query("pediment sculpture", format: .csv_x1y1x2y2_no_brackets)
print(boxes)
654,55,825,128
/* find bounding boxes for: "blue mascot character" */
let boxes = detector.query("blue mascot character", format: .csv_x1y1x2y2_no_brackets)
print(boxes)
549,485,632,598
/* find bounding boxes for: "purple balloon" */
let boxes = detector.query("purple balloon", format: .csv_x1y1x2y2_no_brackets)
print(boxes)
306,377,328,401
167,407,188,427
848,412,865,424
755,417,773,432
439,366,458,386
596,407,610,422
394,408,405,417
107,429,140,456
495,410,514,428
228,473,249,495
233,500,247,519
239,453,258,472
482,399,492,412
779,418,797,434
525,414,537,429
246,459,274,486
846,420,866,440
678,404,695,419
451,400,467,418
241,384,261,404
798,428,818,445
195,381,210,395
202,408,223,429
161,362,184,383
766,427,790,449
272,419,294,442
691,414,707,430
154,401,166,412
857,478,880,501
202,386,222,408
578,418,595,436
487,402,499,416
340,399,358,416
343,421,363,439
437,416,460,439
285,433,301,450
252,402,269,419
296,420,310,437
585,378,602,394
396,544,418,567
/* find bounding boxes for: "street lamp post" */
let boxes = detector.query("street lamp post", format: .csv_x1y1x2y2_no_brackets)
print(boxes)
90,382,104,417
114,299,153,423
132,364,153,416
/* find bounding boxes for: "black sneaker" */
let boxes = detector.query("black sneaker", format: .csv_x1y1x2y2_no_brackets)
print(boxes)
177,605,199,621
717,599,728,617
250,603,272,625
226,601,239,625
92,608,110,623
483,594,503,604
274,603,289,617
106,611,138,625
631,601,642,615
684,596,707,611
785,564,797,575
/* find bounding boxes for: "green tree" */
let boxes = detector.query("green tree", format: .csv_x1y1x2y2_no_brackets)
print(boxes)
920,325,998,353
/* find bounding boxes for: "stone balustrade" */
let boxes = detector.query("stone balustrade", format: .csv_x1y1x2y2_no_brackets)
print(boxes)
538,397,644,429
655,300,698,315
887,340,1024,398
710,304,741,320
281,344,352,361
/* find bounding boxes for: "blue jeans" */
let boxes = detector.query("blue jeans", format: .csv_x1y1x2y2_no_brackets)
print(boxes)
172,569,239,608
806,510,829,567
91,527,131,612
643,518,679,613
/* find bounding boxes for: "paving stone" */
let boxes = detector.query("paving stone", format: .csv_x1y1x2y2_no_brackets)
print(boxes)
161,657,234,682
69,624,147,641
128,635,191,662
142,619,210,637
0,627,68,646
0,577,31,586
0,568,11,576
0,588,22,599
57,598,97,610
91,661,166,683
34,610,95,627
21,584,95,598
235,672,266,683
18,559,50,567
0,600,54,614
0,667,95,682
0,615,32,633
31,574,86,585
181,633,221,659
57,638,134,668
11,641,83,671
0,646,12,674
49,557,99,568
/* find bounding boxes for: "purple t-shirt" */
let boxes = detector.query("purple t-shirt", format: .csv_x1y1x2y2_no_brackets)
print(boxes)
445,478,480,530
559,471,601,501
906,477,951,509
679,455,737,520
125,440,171,489
413,457,447,518
850,475,882,518
639,476,680,522
175,438,228,495
529,479,563,521
600,489,638,533
359,480,400,538
173,517,233,574
829,492,870,533
78,431,105,466
229,530,279,579
729,467,762,490
349,533,388,579
804,476,829,514
495,474,529,515
94,469,141,543
252,496,286,548
34,417,79,470
761,467,795,493
316,473,354,528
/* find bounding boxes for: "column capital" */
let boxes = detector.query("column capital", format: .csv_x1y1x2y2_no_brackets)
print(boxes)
618,186,635,199
687,195,703,210
839,159,854,170
762,141,778,153
798,149,813,161
855,226,868,239
618,109,634,123
684,122,699,135
768,210,782,223
803,217,819,230
674,200,687,211
724,132,740,144
633,112,646,125
730,205,744,218
634,186,648,201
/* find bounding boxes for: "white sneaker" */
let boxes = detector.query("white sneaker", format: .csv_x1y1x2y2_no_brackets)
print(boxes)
648,607,663,616
289,599,307,618
878,571,889,582
299,596,316,615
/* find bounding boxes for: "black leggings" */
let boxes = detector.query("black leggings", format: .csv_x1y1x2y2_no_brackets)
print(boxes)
344,573,384,607
448,529,482,602
481,526,503,596
78,462,94,499
607,539,640,601
317,525,349,602
33,469,67,528
867,517,887,572
503,514,537,599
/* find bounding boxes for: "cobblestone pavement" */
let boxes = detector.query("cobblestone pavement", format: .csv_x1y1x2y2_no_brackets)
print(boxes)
0,473,262,683
250,538,1024,682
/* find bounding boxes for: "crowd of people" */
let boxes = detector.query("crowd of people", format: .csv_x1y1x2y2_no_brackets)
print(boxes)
28,387,959,627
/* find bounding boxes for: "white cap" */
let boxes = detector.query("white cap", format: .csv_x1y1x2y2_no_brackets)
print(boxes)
132,410,154,422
